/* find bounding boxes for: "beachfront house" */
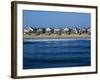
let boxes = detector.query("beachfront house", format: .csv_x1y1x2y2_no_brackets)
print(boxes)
36,28,43,35
29,27,34,31
79,28,87,34
87,27,91,35
54,28,62,35
28,27,38,34
71,28,79,34
24,29,29,34
45,28,52,35
62,27,70,34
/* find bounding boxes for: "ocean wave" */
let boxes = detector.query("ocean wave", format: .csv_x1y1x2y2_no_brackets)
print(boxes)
24,38,90,42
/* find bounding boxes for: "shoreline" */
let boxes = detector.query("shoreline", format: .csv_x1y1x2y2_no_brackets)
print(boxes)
24,34,90,42
24,34,90,39
23,38,90,42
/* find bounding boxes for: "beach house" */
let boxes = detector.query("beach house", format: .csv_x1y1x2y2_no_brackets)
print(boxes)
36,28,43,35
87,27,91,35
45,28,52,35
63,27,70,34
29,27,34,31
71,28,79,34
24,29,29,34
79,28,87,34
54,28,62,35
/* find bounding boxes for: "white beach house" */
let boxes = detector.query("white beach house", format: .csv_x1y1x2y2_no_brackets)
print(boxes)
87,27,91,35
36,28,43,35
79,28,87,34
63,27,70,34
28,27,34,31
54,28,62,35
24,29,29,34
71,28,79,34
45,28,52,35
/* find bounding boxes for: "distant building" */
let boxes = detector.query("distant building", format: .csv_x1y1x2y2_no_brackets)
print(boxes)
36,28,43,35
79,28,87,34
46,28,51,32
45,28,52,35
24,29,29,34
87,27,91,35
29,27,34,31
54,28,62,35
63,28,70,34
71,28,79,34
24,26,91,35
28,27,38,34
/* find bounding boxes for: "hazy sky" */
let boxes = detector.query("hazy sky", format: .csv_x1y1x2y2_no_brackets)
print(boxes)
23,10,91,29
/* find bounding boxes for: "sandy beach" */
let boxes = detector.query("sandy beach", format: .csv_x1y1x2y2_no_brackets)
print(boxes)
24,34,90,39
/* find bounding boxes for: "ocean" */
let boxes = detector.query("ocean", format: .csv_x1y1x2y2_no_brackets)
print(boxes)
23,38,91,69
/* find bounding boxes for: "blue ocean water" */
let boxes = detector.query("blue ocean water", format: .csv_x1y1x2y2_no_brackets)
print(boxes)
23,38,91,69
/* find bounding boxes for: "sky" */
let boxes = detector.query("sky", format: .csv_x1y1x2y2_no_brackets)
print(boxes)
23,10,91,29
